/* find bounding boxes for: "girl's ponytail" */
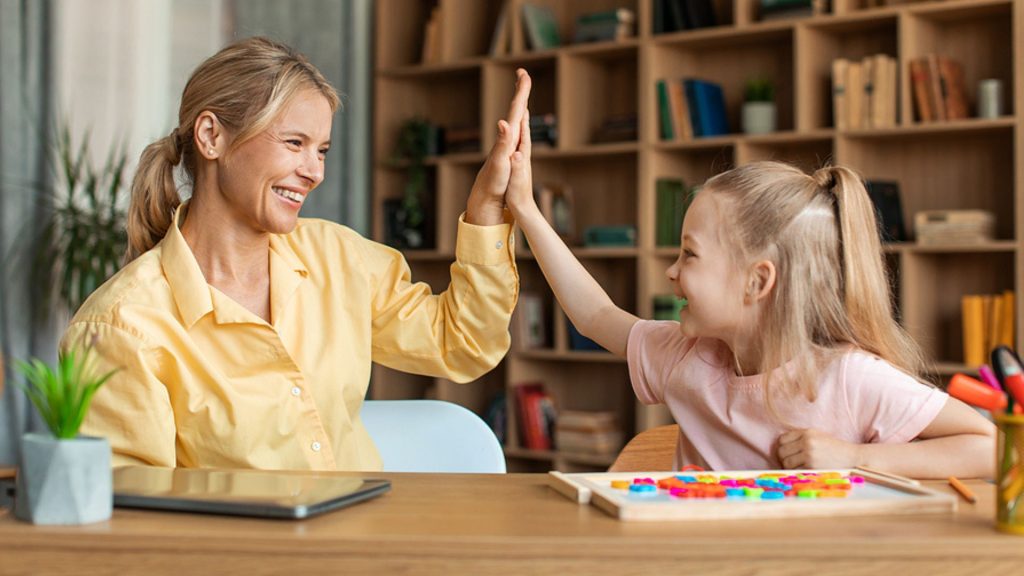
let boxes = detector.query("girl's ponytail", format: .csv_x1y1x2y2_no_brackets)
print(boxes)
814,165,927,376
124,131,182,263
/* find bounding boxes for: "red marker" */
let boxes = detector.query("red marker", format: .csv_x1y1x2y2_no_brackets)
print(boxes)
948,373,1007,412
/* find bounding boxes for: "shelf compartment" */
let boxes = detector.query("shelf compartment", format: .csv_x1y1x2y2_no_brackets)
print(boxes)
559,46,639,148
795,15,898,130
508,0,641,54
900,251,1014,366
375,0,505,68
901,1,1014,123
838,127,1015,241
648,28,795,141
642,148,734,249
530,154,640,245
374,70,482,163
371,166,438,251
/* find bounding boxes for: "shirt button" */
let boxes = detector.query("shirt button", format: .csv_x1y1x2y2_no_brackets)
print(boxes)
311,441,321,452
290,386,301,397
495,240,503,249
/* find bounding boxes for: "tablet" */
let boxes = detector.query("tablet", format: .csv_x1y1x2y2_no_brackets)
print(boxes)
113,466,390,519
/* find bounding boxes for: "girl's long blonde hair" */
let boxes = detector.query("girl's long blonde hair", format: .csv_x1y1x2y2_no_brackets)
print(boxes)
125,36,340,263
704,161,930,410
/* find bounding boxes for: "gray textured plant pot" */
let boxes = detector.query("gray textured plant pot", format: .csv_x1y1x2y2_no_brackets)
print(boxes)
742,101,777,135
14,433,112,525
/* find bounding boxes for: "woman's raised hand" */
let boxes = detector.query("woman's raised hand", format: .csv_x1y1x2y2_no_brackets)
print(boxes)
464,69,532,226
505,108,536,221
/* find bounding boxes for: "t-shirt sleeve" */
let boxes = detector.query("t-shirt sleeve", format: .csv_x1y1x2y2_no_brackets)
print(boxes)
627,320,694,405
842,353,948,444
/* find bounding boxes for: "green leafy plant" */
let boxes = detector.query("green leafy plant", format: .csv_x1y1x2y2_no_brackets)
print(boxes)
15,344,117,439
389,117,434,233
744,77,775,103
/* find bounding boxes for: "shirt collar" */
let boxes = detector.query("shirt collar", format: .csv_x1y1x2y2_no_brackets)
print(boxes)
160,203,310,328
162,202,215,329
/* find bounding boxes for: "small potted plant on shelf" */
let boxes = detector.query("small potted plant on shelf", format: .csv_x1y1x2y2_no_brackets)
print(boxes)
13,342,117,524
742,77,777,135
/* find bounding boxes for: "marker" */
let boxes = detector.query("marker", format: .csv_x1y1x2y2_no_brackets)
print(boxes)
948,476,977,504
994,346,1024,413
947,373,1007,412
979,364,1003,391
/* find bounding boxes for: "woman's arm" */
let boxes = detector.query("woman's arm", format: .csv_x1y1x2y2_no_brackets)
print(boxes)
777,397,996,478
505,110,639,357
464,69,532,226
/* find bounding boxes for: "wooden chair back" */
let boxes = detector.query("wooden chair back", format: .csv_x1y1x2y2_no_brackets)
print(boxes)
608,424,679,472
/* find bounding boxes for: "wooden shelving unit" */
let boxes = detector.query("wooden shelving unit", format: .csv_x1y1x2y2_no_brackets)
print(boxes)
373,0,1022,472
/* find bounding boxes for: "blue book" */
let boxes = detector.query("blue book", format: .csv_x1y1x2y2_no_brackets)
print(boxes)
683,79,704,137
685,79,729,137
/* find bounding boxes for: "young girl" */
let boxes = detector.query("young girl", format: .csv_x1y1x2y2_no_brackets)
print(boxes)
505,112,995,479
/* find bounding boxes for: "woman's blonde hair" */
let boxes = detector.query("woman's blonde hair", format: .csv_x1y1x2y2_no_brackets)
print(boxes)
703,161,930,411
125,36,341,262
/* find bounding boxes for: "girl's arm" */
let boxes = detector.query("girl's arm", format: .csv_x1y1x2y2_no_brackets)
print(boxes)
777,397,996,478
506,111,639,357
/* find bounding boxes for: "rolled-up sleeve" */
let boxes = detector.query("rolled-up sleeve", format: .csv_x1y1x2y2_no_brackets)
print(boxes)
62,320,176,467
367,212,518,382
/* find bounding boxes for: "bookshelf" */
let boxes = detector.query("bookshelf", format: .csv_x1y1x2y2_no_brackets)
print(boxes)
373,0,1023,472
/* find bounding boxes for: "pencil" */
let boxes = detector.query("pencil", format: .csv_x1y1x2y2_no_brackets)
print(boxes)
948,476,977,504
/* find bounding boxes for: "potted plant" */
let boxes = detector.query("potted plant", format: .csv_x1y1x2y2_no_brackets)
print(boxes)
13,343,117,524
742,77,777,135
386,118,435,249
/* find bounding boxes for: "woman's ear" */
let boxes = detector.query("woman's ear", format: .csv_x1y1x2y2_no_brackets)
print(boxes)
194,111,225,160
745,260,777,303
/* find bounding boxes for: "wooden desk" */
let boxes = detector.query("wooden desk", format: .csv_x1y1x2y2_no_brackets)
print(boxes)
0,473,1021,575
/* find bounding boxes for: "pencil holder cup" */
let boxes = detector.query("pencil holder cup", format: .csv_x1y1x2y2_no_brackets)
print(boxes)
996,414,1024,533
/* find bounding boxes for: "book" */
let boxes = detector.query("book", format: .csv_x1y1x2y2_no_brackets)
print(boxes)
557,410,618,432
522,4,561,51
937,56,968,120
909,57,934,122
861,55,874,129
490,0,510,56
865,180,906,242
962,295,986,367
914,210,995,245
582,225,636,247
420,7,442,64
846,61,864,130
656,79,674,140
683,78,729,137
536,182,575,241
592,113,638,143
656,178,690,246
666,79,692,140
574,8,635,43
832,58,849,130
926,54,946,121
683,0,718,29
653,294,686,321
554,428,624,455
513,292,548,350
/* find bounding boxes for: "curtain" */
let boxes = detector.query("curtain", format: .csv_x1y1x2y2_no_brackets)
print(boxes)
0,0,55,471
231,0,373,233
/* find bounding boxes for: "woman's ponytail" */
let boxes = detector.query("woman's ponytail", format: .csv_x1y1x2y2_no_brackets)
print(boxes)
124,132,182,263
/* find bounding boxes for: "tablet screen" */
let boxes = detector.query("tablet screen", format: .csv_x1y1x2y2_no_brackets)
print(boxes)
113,466,390,519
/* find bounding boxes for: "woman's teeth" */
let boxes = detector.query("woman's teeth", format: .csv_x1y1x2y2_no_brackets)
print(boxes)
273,187,304,203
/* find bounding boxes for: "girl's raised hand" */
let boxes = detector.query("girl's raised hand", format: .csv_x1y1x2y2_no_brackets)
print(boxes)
465,69,532,226
505,109,538,221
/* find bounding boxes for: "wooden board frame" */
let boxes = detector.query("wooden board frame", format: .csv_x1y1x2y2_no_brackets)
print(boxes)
549,467,957,521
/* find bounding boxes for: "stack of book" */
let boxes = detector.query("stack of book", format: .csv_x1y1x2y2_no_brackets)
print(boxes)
760,0,827,20
591,113,638,144
573,8,635,43
530,113,558,147
914,210,994,246
909,54,969,122
657,78,728,140
832,54,898,130
962,291,1015,367
652,0,718,34
442,126,480,154
516,383,557,451
554,410,623,456
655,178,693,246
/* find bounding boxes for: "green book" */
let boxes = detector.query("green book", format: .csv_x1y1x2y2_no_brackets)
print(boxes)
656,80,674,141
522,4,561,50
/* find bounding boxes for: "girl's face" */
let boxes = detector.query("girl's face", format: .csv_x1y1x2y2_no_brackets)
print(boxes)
665,192,750,341
216,89,333,235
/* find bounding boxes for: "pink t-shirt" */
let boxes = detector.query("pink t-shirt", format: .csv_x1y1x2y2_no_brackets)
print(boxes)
627,320,948,471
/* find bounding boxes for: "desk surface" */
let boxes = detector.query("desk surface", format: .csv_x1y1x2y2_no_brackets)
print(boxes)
0,473,1021,575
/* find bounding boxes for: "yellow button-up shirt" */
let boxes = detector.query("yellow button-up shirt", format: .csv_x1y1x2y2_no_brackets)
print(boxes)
61,206,518,470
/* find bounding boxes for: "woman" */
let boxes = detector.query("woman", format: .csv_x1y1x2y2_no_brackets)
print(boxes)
62,37,532,470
